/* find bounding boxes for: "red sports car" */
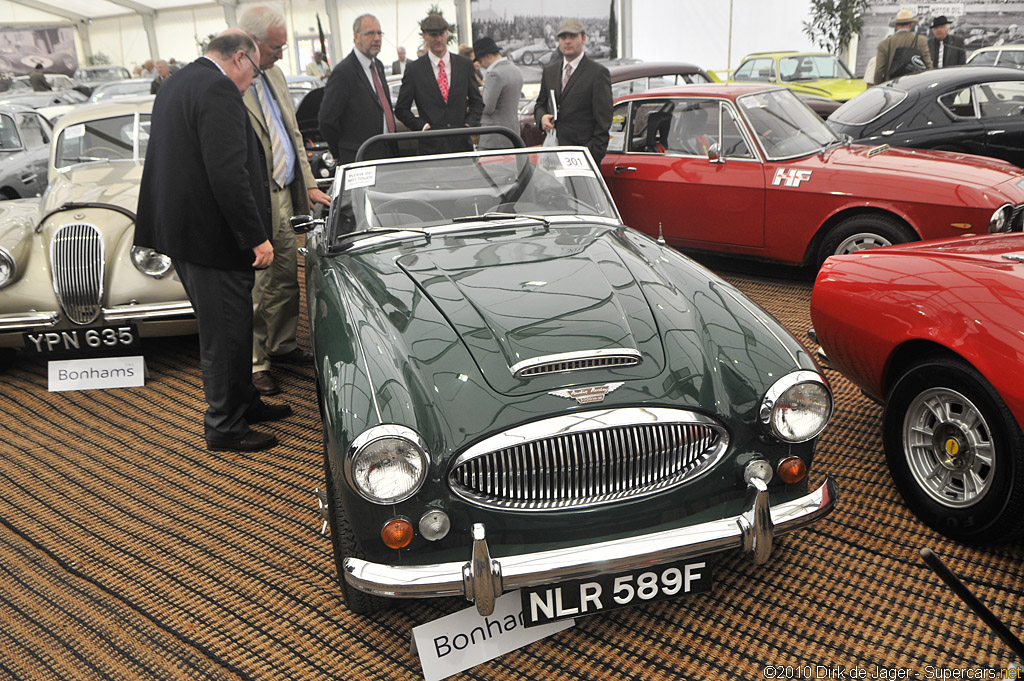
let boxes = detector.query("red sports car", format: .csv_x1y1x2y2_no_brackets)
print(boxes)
601,84,1024,269
810,233,1024,543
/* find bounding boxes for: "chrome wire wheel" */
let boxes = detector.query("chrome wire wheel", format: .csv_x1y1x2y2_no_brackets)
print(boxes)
901,386,994,509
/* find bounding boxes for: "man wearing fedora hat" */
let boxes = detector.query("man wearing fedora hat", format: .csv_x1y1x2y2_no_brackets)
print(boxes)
474,36,522,149
534,18,612,164
394,13,483,155
928,16,966,68
874,8,932,84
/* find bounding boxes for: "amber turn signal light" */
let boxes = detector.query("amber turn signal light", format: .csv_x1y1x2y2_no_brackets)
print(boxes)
382,518,414,549
777,456,807,484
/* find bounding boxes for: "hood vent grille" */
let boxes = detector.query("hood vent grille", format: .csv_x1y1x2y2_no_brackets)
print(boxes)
511,349,641,378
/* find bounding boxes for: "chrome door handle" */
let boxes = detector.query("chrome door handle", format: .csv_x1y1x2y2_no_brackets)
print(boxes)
614,166,637,173
20,173,37,183
987,130,1005,135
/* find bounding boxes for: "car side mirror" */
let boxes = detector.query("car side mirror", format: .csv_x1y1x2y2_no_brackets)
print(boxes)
290,214,324,234
707,143,725,164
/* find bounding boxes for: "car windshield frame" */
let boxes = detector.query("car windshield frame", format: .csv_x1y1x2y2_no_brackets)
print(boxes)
736,88,839,160
778,54,854,82
325,147,621,250
54,111,151,170
827,85,908,126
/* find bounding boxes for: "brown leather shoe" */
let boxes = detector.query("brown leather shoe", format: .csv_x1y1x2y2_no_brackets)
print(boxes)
252,370,280,396
245,401,292,424
269,348,314,365
206,429,278,452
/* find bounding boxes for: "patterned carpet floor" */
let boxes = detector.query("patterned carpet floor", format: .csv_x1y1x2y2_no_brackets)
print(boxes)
1,262,1022,681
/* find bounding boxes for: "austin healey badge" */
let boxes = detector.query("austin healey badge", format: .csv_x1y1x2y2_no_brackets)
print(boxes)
549,382,624,405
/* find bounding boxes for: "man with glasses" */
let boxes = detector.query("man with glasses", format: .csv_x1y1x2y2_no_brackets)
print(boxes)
535,18,612,164
319,13,398,165
135,29,288,452
238,6,331,399
394,13,483,155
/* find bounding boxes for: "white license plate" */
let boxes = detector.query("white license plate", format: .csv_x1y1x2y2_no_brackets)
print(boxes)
23,325,140,357
520,558,712,627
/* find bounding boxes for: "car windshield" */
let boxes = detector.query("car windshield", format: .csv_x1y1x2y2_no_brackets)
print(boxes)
737,88,839,158
89,81,150,102
54,113,151,168
0,113,22,151
76,67,131,82
328,148,617,244
779,54,853,82
828,86,907,125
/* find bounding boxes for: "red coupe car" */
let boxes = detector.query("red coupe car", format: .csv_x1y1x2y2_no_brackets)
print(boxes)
600,84,1024,269
810,233,1024,543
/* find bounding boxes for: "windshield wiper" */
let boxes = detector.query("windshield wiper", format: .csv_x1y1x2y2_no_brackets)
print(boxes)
451,211,550,227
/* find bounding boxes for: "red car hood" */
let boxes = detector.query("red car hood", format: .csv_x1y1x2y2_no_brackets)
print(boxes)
856,232,1024,265
826,144,1024,187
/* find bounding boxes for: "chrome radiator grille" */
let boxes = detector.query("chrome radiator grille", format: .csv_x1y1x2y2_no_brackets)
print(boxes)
51,223,104,325
449,408,728,511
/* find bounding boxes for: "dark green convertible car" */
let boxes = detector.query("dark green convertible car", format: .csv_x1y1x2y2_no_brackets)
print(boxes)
298,132,838,625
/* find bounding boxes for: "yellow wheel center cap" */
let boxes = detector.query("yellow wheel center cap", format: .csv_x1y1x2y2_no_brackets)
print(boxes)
944,438,961,457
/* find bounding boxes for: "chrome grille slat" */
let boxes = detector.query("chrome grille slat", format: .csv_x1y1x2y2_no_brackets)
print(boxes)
449,409,728,511
510,349,643,378
51,223,104,325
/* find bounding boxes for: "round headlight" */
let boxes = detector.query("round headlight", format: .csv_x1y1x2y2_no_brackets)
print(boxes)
321,151,336,169
346,425,429,504
989,204,1012,233
760,371,833,443
130,245,173,277
0,247,15,288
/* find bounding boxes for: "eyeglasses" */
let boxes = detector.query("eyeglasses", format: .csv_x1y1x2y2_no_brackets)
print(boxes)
243,51,263,77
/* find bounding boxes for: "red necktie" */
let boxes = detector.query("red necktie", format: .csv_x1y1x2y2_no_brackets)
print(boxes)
562,63,572,91
437,58,449,102
370,61,396,133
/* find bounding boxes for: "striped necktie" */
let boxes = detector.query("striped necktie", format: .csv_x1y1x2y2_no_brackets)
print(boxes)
254,75,288,188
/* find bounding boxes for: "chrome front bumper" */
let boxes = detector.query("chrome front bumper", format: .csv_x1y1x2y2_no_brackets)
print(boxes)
344,475,838,615
0,302,194,332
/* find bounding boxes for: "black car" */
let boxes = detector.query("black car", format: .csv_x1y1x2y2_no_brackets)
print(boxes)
294,87,335,182
827,66,1024,167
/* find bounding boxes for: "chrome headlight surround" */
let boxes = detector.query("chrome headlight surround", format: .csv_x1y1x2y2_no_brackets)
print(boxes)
0,246,15,289
760,370,833,443
130,245,174,278
988,203,1013,233
345,424,429,504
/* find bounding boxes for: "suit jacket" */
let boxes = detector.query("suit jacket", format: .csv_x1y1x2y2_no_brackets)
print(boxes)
135,58,271,271
28,71,50,91
392,59,406,75
479,57,523,149
305,60,330,79
928,34,967,68
319,50,397,164
875,30,933,83
535,54,612,164
243,64,317,215
394,52,484,155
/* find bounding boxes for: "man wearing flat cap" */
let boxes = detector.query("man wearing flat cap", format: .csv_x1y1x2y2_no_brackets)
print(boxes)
534,18,612,164
929,16,966,68
394,13,483,155
474,36,522,149
874,8,932,83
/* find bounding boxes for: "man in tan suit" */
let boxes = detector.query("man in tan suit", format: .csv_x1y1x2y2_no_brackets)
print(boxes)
239,5,331,396
874,8,933,84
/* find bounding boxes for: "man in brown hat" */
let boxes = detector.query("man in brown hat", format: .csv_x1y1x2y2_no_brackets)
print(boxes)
534,18,612,164
394,13,483,155
874,8,932,83
928,16,966,68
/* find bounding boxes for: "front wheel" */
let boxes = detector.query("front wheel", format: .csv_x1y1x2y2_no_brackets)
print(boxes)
815,214,913,269
883,356,1024,543
522,52,534,65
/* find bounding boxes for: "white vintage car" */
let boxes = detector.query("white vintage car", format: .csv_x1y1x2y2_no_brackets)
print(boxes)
0,96,195,358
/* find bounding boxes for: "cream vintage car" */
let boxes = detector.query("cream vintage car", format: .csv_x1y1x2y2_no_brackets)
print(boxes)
0,96,195,358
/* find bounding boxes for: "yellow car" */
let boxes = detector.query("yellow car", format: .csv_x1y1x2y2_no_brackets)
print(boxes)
730,51,866,101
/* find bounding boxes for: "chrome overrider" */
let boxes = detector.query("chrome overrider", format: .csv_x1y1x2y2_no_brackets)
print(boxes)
344,474,839,616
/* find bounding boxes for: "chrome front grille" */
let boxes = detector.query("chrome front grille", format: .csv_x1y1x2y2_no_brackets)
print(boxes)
51,223,104,325
449,407,728,511
511,349,642,378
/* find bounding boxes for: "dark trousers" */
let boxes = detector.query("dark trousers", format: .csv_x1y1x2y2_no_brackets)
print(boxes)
174,259,261,440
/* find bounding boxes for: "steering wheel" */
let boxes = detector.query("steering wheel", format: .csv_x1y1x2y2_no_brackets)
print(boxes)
374,198,446,223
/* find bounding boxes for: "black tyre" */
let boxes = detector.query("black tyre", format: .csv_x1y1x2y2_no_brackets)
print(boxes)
883,356,1024,543
522,52,534,65
816,214,913,269
324,448,392,614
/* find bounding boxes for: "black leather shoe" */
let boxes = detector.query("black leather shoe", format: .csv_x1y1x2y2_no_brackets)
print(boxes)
206,429,278,452
245,401,292,424
252,370,280,396
270,348,314,365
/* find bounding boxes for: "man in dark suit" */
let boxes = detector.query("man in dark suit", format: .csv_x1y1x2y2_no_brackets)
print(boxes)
394,13,483,155
928,16,966,68
319,13,398,165
135,29,290,453
535,18,613,165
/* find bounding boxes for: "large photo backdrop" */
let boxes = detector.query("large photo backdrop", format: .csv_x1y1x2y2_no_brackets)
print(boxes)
0,25,77,78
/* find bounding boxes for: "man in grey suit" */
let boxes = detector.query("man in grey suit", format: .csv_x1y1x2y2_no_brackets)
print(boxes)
474,36,523,149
